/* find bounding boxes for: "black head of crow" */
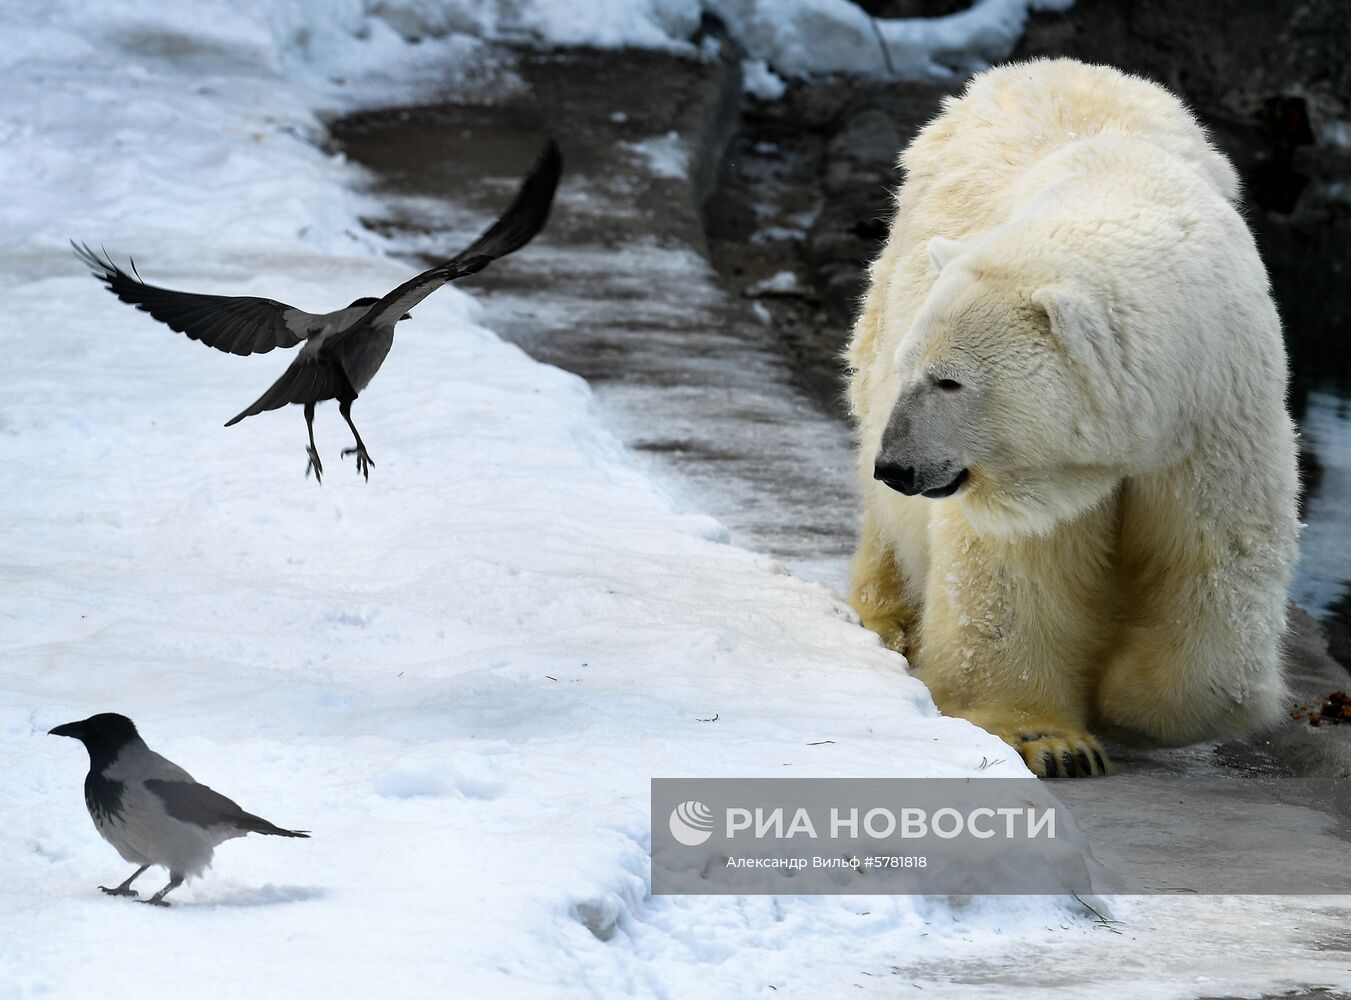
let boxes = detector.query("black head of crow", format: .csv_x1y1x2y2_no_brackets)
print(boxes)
50,712,309,906
74,139,562,483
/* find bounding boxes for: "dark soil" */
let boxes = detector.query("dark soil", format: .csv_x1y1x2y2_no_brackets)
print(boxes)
1296,690,1351,727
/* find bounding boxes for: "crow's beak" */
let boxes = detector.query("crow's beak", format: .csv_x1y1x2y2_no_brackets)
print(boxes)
48,721,82,738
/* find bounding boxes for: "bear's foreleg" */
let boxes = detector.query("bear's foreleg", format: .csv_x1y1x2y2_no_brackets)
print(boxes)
849,508,917,654
917,503,1120,778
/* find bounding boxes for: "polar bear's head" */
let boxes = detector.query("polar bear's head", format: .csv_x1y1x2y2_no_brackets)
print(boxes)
872,234,1133,535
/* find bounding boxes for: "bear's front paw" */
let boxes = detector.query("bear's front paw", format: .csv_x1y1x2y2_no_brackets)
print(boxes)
1005,730,1110,778
956,709,1112,778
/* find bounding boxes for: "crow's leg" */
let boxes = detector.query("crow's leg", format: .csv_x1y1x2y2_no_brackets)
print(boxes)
141,873,184,907
304,401,323,484
100,864,149,898
339,399,374,481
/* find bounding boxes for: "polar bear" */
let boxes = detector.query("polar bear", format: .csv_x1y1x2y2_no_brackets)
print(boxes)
847,58,1300,778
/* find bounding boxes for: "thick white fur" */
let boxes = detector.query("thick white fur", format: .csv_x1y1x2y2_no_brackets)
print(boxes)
847,59,1299,776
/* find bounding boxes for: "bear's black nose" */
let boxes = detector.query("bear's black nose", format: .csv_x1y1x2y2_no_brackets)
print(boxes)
874,461,919,496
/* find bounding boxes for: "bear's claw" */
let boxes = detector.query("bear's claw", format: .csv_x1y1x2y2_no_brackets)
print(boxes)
1013,732,1109,778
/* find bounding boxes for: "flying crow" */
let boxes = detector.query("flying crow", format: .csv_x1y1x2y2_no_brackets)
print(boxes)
74,139,562,482
49,713,308,906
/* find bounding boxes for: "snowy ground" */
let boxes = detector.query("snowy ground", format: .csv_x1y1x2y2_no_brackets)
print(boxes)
4,3,1351,999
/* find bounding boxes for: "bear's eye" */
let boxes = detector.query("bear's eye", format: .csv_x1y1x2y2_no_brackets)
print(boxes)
935,378,963,392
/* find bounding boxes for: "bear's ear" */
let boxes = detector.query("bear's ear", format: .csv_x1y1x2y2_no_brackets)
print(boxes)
927,236,965,273
1032,286,1116,382
1031,286,1078,338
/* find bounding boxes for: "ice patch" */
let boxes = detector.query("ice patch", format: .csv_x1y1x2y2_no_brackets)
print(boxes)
751,225,807,244
622,131,689,180
746,271,801,297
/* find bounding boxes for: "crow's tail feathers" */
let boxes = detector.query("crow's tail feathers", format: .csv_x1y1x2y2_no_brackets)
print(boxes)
244,814,311,838
224,355,353,427
257,825,311,839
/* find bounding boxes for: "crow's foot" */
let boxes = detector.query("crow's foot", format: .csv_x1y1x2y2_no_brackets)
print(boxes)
99,885,138,898
341,445,374,481
306,446,324,485
139,898,172,907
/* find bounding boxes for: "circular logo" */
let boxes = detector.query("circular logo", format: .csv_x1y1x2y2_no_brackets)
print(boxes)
669,800,715,846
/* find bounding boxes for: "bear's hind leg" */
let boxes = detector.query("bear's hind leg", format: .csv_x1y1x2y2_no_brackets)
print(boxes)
1094,481,1290,747
1094,584,1287,747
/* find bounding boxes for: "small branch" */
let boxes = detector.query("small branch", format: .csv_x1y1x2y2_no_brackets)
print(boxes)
1072,893,1123,934
869,17,898,79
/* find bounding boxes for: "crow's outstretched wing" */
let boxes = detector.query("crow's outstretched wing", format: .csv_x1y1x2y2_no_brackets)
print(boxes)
143,779,309,838
448,138,563,273
73,242,327,356
223,353,354,427
338,139,563,338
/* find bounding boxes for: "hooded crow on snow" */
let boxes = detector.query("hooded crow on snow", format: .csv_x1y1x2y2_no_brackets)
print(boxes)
73,139,562,483
49,713,308,906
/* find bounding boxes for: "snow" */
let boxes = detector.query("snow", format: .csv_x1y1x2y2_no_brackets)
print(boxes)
0,2,1085,997
741,57,788,100
29,0,1079,100
622,132,689,180
746,270,802,296
719,0,1074,80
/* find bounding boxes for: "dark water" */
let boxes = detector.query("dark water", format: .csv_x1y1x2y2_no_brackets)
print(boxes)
1244,129,1351,635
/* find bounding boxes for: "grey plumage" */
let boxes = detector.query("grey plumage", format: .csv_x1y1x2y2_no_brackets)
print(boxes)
73,139,562,483
49,713,308,906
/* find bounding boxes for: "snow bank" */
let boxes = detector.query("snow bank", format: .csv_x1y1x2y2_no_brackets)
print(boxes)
46,0,1078,102
0,2,1095,997
717,0,1076,80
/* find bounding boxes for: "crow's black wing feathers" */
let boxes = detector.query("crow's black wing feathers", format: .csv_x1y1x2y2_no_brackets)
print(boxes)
223,353,355,427
143,779,309,838
72,242,317,356
339,139,563,338
450,138,563,273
